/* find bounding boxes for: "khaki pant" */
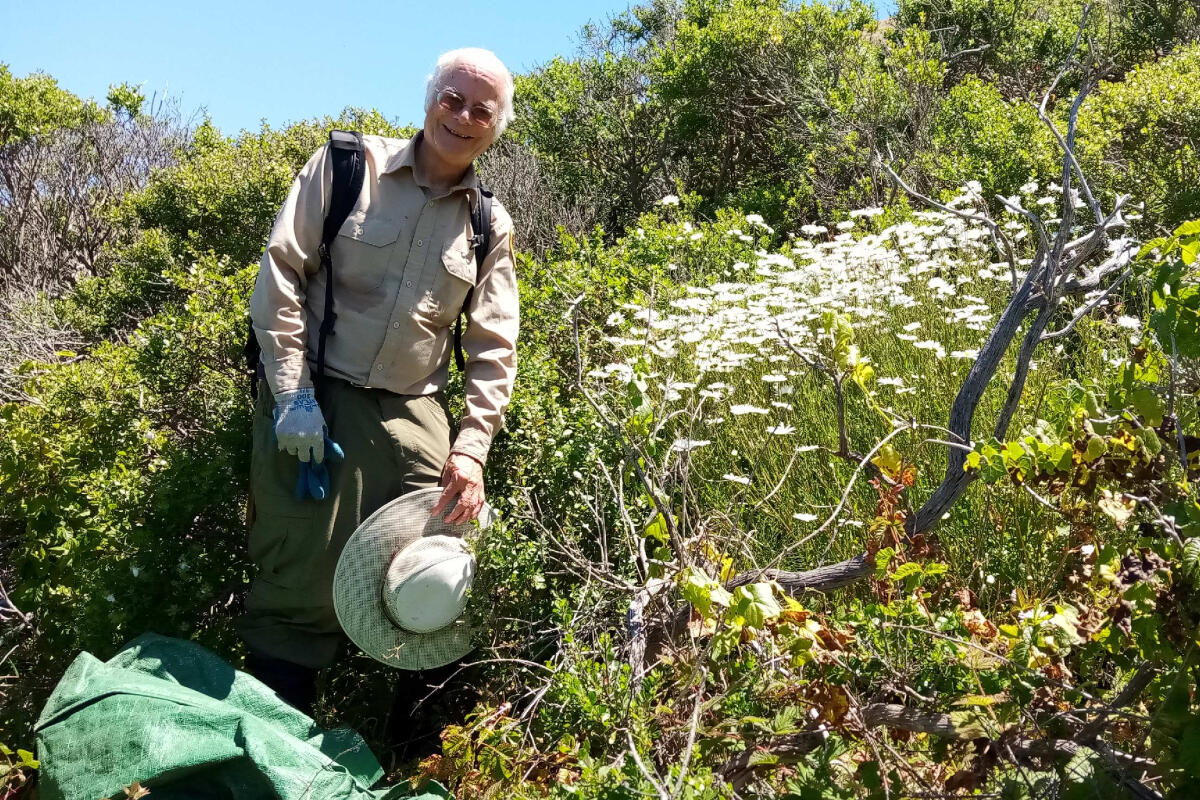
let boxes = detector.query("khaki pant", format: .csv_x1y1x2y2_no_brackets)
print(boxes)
237,377,452,668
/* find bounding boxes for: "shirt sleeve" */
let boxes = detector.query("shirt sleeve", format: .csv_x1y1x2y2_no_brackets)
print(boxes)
451,212,520,465
249,143,332,396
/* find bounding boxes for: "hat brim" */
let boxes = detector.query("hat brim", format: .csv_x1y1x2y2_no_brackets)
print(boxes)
333,487,492,670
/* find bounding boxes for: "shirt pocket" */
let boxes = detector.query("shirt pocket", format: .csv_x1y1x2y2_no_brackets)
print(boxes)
332,210,401,293
416,238,477,325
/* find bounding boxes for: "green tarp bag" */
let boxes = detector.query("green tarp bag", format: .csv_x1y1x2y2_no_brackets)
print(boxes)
34,633,447,800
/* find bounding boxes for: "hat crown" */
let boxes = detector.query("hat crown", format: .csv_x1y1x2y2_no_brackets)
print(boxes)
382,535,475,634
334,487,492,670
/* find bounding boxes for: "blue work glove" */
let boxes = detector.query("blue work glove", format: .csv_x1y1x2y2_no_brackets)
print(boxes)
294,435,345,501
273,387,327,463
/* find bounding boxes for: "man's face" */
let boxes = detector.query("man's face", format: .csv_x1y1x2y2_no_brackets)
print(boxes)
423,62,504,172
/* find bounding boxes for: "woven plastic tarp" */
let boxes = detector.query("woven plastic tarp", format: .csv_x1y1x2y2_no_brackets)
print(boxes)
34,633,447,800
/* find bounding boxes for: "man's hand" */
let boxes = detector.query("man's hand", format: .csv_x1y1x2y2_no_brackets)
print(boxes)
273,387,327,463
432,453,485,524
294,435,345,501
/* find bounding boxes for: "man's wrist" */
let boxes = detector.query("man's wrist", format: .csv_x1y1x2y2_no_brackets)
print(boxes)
449,450,485,469
450,427,491,466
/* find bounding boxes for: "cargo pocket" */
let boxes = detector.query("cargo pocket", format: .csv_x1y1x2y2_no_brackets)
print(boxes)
248,396,321,589
248,510,318,589
332,210,401,292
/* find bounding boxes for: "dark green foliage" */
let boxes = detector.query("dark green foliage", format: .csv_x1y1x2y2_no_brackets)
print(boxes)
926,75,1060,200
1078,44,1200,232
0,256,254,739
896,0,1198,87
513,0,944,234
0,110,411,744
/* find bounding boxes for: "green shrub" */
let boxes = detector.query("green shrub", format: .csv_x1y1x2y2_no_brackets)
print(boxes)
897,0,1197,86
0,256,253,739
1078,44,1200,232
926,76,1060,201
134,112,412,268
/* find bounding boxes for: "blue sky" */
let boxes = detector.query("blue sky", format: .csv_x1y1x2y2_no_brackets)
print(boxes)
2,0,895,136
1,0,635,134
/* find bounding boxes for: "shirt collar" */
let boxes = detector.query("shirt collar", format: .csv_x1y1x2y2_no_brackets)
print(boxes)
383,130,482,209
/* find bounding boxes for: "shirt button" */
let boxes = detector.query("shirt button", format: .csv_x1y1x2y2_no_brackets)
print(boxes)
392,321,400,329
405,280,412,288
375,364,383,371
416,239,424,247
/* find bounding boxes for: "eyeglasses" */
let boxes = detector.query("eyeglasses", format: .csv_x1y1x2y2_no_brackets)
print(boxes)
436,88,497,129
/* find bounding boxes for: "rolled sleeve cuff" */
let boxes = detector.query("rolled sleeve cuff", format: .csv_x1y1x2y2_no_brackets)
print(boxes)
261,352,313,397
450,426,493,466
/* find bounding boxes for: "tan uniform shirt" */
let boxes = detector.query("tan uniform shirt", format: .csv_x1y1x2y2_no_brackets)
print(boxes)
250,132,519,465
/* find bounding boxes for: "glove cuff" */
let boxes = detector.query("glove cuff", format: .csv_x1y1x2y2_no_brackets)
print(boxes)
275,387,318,412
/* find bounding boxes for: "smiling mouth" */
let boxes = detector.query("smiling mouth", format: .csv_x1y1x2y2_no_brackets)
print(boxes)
443,124,473,141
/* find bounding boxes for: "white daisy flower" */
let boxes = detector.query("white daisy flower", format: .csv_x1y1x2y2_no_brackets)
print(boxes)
1115,315,1141,330
730,404,770,415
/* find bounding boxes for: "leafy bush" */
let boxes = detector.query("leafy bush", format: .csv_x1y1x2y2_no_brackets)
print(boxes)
515,0,943,234
1,255,253,739
134,111,412,268
926,75,1060,201
1078,43,1200,232
0,111,411,746
897,0,1197,86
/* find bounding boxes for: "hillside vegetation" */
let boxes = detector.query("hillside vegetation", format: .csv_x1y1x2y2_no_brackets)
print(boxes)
3,1,1200,797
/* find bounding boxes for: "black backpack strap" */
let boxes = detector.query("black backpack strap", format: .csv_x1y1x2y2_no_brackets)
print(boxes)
245,318,263,398
454,186,493,371
314,129,366,403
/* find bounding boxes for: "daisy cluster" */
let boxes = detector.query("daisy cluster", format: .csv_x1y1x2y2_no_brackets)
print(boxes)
595,196,1004,374
585,190,1109,488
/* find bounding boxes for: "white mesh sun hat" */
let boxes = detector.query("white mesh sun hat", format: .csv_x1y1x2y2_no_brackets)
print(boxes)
333,487,494,670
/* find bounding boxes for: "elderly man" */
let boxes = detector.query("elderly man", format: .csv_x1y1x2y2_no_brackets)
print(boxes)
238,47,519,717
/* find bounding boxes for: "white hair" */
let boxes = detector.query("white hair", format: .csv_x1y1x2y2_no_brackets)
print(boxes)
424,47,516,136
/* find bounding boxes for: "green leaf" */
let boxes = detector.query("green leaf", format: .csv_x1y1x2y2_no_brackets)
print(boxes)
644,513,668,544
731,582,781,629
1129,387,1164,427
679,567,731,619
1063,747,1095,782
1177,718,1200,777
747,750,780,767
888,562,922,582
1182,239,1200,266
874,547,895,578
771,705,804,734
923,562,949,578
1182,538,1200,581
1137,427,1162,457
872,444,903,476
948,710,987,739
